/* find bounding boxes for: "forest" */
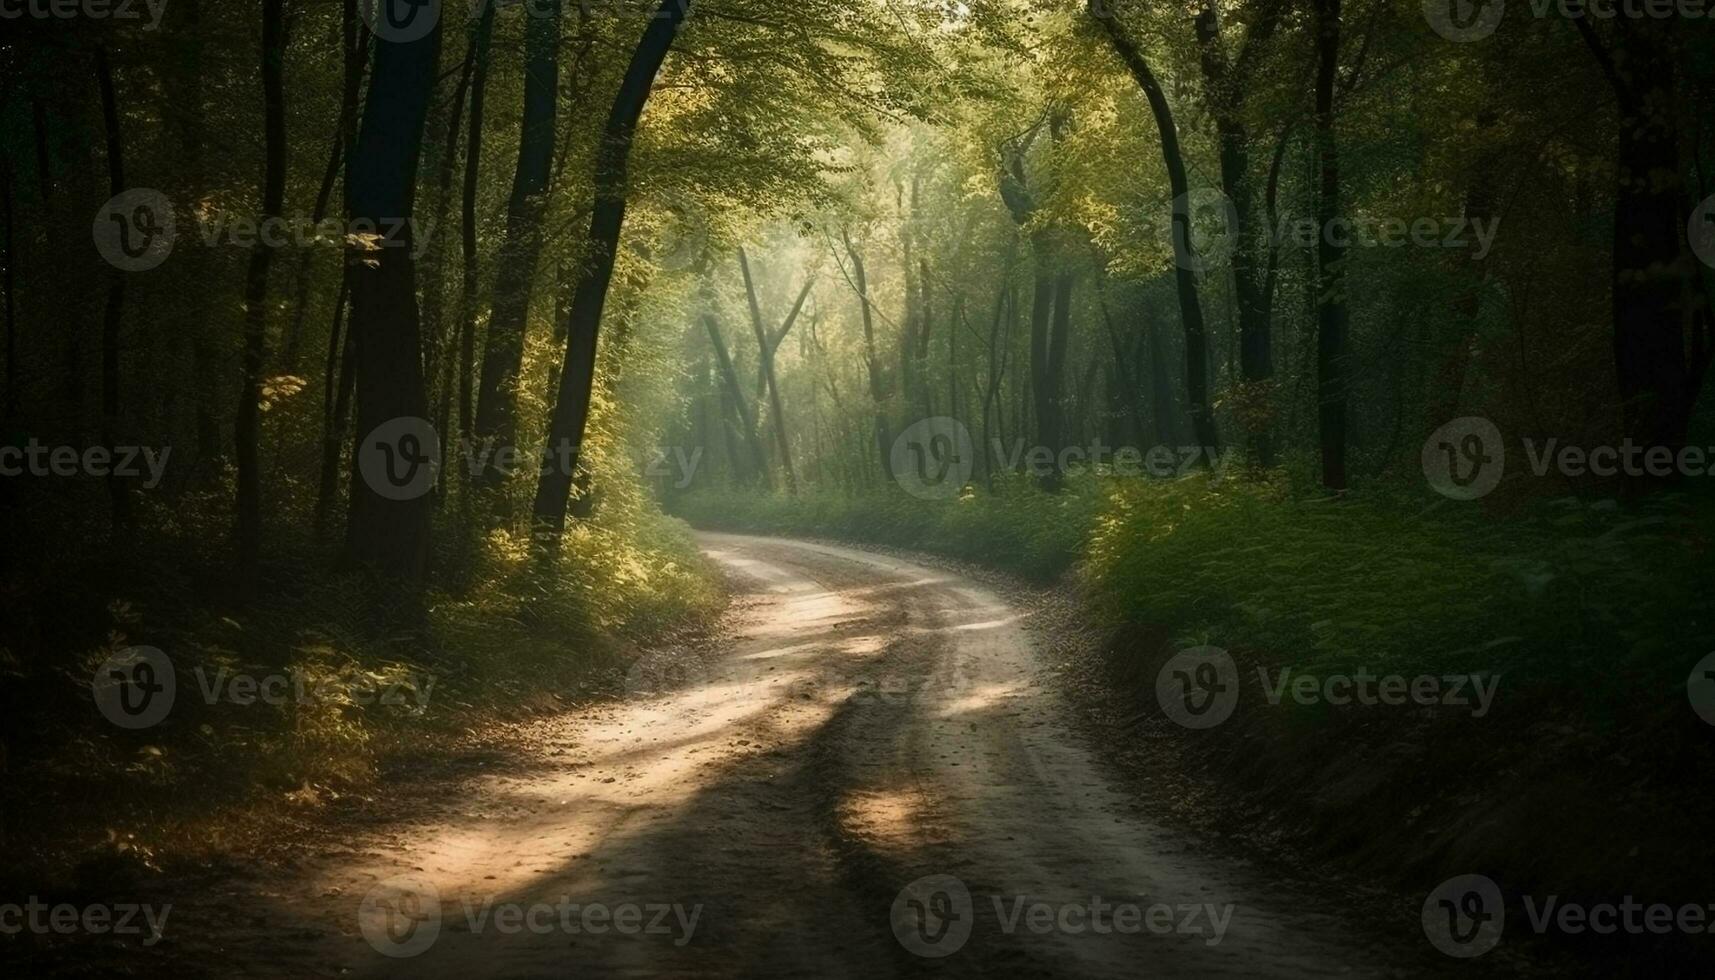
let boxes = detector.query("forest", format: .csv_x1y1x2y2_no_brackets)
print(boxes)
2,0,1714,976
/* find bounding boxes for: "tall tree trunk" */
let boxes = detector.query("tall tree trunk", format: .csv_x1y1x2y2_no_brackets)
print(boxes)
459,2,498,458
419,29,476,408
237,0,288,578
95,48,131,530
1575,21,1707,463
1042,270,1074,487
283,3,365,378
981,242,1017,490
841,230,894,479
1026,261,1056,458
1427,112,1496,431
313,0,369,534
1095,274,1145,449
1313,0,1348,491
1195,0,1281,466
164,0,222,462
739,247,802,494
569,262,656,519
314,280,355,534
474,0,561,489
533,0,693,537
1092,6,1221,457
997,136,1069,485
1146,296,1179,448
947,292,962,426
704,313,768,487
341,8,443,580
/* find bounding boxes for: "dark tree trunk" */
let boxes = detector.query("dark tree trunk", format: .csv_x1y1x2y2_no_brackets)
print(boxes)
1427,113,1496,431
1313,0,1348,491
313,0,369,535
1095,274,1144,449
460,2,498,455
911,255,935,419
1026,266,1056,455
418,25,475,403
474,0,561,489
1576,21,1708,463
704,313,768,487
997,129,1073,487
569,262,656,520
172,0,222,462
95,48,131,530
1044,270,1074,484
1195,0,1281,466
981,242,1017,490
1146,297,1179,448
314,279,355,534
533,0,693,537
739,247,804,494
237,0,288,578
1092,7,1221,457
341,8,443,580
283,3,366,378
842,230,894,479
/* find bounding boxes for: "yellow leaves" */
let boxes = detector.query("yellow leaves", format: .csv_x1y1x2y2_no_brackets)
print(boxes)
260,375,308,412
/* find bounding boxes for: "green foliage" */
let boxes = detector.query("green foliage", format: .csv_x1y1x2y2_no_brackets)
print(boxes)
1087,479,1714,705
672,475,1099,581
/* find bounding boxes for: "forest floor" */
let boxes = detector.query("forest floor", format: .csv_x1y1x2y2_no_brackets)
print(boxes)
18,533,1592,978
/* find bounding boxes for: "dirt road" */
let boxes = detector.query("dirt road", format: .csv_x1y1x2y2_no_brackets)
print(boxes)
158,533,1442,977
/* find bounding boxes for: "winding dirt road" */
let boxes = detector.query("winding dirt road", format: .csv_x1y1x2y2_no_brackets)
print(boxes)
164,533,1441,977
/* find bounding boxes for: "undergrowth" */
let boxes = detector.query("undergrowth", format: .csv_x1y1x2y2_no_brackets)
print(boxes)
0,475,721,879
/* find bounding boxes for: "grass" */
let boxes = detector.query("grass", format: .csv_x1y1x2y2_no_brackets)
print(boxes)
1084,476,1713,712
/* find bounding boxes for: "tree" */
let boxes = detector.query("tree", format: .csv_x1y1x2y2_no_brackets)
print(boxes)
236,0,287,578
94,47,131,530
1193,0,1284,466
533,0,695,539
474,0,561,492
1089,3,1221,458
1312,0,1347,492
1574,19,1711,463
739,247,811,494
342,7,443,580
